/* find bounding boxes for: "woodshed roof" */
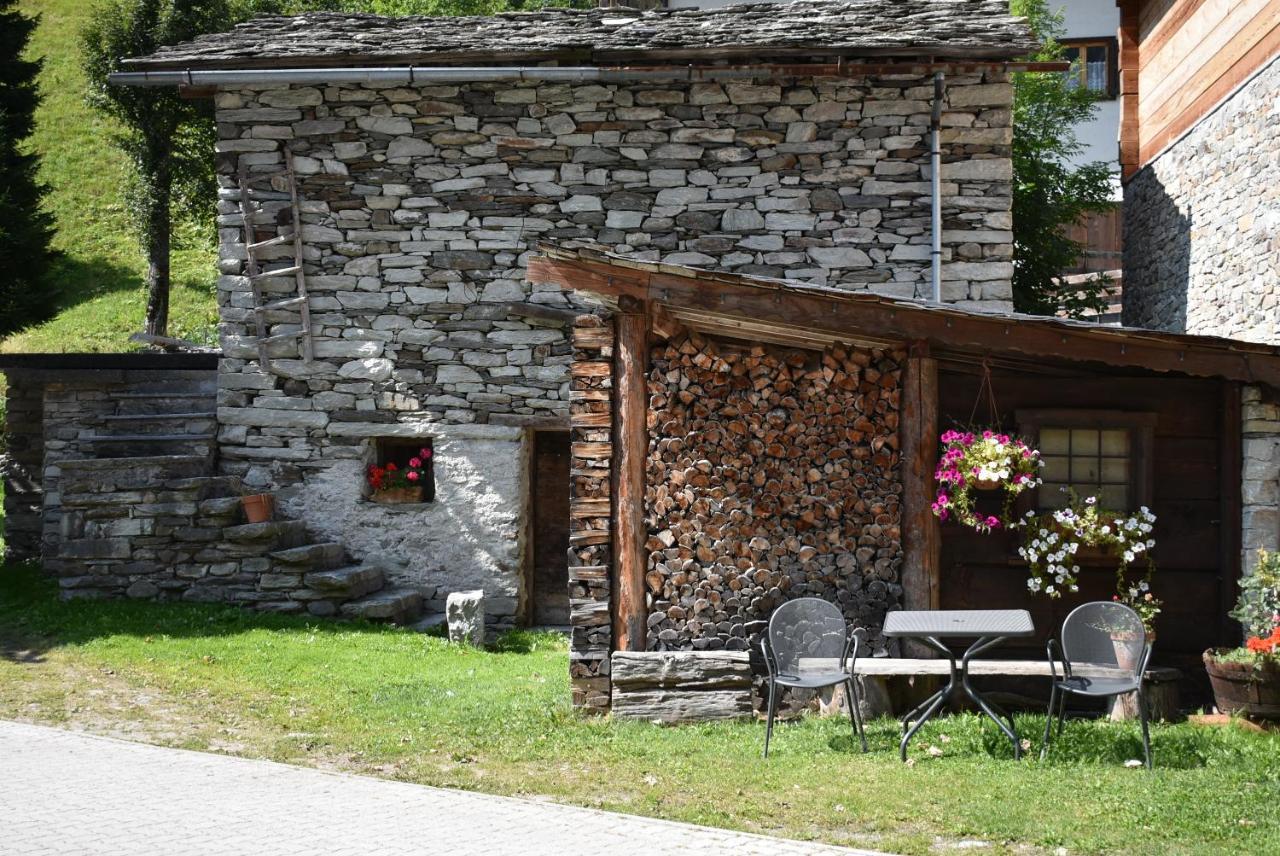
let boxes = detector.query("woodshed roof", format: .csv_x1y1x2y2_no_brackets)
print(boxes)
528,243,1280,389
122,1,1038,71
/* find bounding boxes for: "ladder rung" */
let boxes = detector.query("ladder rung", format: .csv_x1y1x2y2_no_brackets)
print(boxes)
258,296,308,313
243,167,290,181
262,331,306,344
248,234,294,251
250,265,302,280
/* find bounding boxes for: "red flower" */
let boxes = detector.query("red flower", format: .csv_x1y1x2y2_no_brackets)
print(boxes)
385,462,397,471
406,471,420,482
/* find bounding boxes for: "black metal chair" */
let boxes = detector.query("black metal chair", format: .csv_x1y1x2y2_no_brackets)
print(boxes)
760,597,868,757
1042,601,1154,769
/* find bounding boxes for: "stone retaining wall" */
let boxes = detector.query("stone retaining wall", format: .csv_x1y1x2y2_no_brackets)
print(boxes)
1122,55,1280,344
212,71,1014,612
0,372,44,563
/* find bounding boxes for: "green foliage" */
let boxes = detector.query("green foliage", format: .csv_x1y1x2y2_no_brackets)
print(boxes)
81,0,233,336
0,0,57,336
3,560,1280,855
1231,549,1280,640
1010,0,1116,318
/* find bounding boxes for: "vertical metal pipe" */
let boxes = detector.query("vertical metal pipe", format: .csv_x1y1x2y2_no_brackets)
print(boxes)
930,71,945,303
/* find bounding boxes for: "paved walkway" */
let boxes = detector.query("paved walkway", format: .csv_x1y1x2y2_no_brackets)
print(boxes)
0,720,888,856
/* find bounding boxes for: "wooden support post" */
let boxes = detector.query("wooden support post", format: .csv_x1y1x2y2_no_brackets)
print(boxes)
901,341,941,614
613,298,648,652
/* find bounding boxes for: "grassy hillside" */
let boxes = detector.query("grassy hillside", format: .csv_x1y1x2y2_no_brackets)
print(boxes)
2,0,218,354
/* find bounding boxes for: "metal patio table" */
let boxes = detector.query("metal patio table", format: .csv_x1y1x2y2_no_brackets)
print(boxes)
882,609,1035,761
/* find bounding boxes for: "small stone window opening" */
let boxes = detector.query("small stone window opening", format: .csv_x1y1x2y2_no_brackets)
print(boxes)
369,437,436,502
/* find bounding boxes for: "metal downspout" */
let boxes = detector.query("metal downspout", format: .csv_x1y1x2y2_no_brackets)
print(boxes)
930,71,945,303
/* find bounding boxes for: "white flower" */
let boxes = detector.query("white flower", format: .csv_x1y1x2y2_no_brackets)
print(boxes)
1139,581,1149,592
1070,584,1079,592
1100,525,1111,535
1146,539,1155,548
1046,584,1056,594
1027,578,1042,592
1123,550,1135,562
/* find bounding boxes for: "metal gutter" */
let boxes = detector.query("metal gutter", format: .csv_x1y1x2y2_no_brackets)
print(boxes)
108,61,1066,88
929,71,946,303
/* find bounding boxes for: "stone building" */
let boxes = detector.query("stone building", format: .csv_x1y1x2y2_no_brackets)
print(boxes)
1117,0,1279,346
9,1,1032,628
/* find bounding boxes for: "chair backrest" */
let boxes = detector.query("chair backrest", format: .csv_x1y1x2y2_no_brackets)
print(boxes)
767,597,848,677
1061,601,1148,678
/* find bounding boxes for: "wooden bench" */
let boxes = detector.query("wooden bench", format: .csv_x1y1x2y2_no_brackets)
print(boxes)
802,658,1182,721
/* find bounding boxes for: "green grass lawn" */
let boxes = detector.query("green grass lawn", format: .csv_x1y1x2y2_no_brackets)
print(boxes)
1,564,1276,855
3,0,218,354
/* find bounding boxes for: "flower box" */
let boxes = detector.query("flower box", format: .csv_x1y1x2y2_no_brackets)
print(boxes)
371,487,425,505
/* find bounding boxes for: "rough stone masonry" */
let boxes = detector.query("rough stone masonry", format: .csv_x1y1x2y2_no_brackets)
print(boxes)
212,72,1016,625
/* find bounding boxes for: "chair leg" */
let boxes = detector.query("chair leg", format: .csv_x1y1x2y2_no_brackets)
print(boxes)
846,678,868,753
764,680,777,759
1040,683,1057,761
1056,688,1068,736
1136,688,1153,771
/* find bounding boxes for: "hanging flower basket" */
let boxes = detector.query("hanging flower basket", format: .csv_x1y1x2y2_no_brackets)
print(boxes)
931,429,1042,533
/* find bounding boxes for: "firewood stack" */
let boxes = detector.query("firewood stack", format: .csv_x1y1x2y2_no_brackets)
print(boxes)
644,332,905,651
568,313,614,711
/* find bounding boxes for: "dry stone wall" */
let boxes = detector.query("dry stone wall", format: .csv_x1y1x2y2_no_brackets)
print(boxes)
0,372,44,563
1122,55,1280,344
643,333,904,654
213,71,1013,622
1242,384,1280,577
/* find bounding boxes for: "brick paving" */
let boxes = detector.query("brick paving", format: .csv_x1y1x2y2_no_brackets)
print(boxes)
0,720,890,856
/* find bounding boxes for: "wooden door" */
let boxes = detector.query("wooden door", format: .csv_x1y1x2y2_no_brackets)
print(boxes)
531,431,570,626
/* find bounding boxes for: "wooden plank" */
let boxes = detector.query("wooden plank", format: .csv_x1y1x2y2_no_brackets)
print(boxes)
901,343,941,614
570,411,612,428
533,250,1280,386
802,657,1183,680
613,309,648,653
1219,382,1243,645
569,361,611,378
611,650,752,689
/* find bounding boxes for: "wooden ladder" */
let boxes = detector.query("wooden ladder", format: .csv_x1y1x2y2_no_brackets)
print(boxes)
236,148,314,373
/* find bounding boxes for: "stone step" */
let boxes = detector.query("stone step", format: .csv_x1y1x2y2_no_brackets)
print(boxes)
270,541,346,570
58,455,213,491
409,613,447,633
302,564,384,600
222,519,308,546
340,587,424,624
112,394,218,417
100,411,217,422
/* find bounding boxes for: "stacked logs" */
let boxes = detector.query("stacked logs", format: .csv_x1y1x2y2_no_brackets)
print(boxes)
644,332,905,652
568,313,614,711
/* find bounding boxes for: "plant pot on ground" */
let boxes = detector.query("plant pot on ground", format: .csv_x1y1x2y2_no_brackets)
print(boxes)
1204,650,1280,719
241,493,274,524
1206,549,1280,719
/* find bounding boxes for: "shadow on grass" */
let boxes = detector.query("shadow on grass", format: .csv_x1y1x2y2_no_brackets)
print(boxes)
0,562,551,663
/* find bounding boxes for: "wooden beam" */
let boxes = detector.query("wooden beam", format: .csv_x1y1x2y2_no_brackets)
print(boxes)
527,255,650,302
901,342,941,614
612,301,649,652
649,302,686,341
1219,381,1243,645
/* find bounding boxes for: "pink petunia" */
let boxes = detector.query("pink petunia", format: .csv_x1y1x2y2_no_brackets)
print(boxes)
406,471,420,481
409,457,422,468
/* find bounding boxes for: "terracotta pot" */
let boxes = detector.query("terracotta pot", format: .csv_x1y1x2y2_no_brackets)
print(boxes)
241,493,274,524
972,477,1003,491
1204,649,1280,719
1110,632,1142,673
371,486,425,505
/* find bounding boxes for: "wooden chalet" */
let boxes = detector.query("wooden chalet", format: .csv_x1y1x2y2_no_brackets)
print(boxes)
529,243,1280,711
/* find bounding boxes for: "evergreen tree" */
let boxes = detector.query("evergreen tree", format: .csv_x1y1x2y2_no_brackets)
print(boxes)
0,0,56,337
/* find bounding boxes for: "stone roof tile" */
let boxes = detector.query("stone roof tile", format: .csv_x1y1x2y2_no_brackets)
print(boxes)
123,1,1038,70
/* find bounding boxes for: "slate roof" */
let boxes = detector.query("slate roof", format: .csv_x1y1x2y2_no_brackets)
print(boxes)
122,1,1038,71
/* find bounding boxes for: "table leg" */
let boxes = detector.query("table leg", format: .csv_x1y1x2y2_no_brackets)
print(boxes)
899,636,957,762
960,635,1022,760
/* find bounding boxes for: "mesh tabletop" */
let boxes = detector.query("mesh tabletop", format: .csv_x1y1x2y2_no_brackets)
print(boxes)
883,609,1035,638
